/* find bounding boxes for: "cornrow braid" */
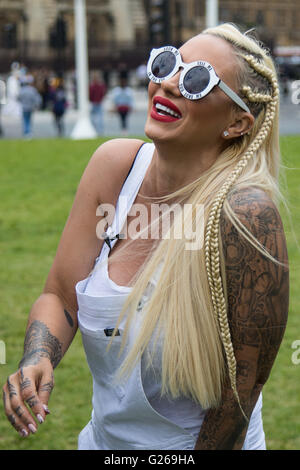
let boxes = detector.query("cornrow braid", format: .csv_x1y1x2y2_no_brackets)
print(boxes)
241,54,279,105
242,85,273,103
204,53,279,421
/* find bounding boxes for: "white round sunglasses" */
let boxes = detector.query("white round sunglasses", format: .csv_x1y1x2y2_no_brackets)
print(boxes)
147,46,250,113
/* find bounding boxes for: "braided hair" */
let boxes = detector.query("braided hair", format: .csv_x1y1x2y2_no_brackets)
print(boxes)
203,27,280,420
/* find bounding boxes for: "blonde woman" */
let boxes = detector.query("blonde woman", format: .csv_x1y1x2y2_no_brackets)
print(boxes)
3,24,289,450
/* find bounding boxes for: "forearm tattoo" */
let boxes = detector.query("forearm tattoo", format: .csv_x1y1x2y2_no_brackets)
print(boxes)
195,188,289,450
19,320,63,369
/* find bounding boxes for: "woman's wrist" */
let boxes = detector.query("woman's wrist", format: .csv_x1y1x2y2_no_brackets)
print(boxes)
19,319,63,370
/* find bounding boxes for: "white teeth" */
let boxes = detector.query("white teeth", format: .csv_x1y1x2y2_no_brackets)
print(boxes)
155,102,181,118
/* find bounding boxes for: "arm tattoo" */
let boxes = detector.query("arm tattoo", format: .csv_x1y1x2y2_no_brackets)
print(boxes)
19,320,63,369
64,309,74,328
195,188,289,450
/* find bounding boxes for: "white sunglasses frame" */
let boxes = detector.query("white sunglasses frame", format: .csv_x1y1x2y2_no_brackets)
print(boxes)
147,46,250,114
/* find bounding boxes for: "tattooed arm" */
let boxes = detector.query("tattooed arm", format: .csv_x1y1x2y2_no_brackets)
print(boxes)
194,187,289,450
2,139,144,438
2,293,77,437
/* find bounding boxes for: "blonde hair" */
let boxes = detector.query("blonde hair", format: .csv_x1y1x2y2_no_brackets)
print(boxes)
101,23,285,418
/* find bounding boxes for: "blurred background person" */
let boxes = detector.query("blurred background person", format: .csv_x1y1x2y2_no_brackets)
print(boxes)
2,62,22,120
35,68,52,111
51,79,68,137
18,74,42,138
89,71,107,135
112,76,134,135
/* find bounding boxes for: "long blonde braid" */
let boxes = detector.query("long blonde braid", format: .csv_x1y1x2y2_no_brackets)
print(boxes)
204,54,280,420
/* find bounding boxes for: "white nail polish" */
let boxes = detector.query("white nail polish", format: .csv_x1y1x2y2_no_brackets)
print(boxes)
37,414,44,424
28,423,37,433
42,404,50,414
20,429,28,437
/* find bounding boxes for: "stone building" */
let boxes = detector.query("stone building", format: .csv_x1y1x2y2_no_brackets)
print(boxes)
147,0,300,52
218,0,300,47
0,0,148,72
0,0,299,73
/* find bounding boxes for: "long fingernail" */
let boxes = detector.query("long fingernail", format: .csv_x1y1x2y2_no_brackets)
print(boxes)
37,414,44,424
20,429,28,437
42,404,50,414
28,423,37,433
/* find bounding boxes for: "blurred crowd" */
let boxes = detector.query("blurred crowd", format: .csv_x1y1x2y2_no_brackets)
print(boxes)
0,60,149,139
0,56,298,139
2,62,69,138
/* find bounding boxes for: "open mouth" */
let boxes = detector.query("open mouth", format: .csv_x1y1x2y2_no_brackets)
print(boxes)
151,96,182,122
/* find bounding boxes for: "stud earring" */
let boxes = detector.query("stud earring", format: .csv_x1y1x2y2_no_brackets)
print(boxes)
223,131,229,137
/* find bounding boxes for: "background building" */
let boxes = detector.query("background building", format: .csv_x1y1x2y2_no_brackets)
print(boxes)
0,0,299,73
146,0,300,52
0,0,148,72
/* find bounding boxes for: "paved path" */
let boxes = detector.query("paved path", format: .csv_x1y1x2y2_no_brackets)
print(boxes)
0,88,299,140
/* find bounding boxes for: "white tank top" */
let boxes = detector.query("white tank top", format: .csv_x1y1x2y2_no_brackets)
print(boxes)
79,141,265,448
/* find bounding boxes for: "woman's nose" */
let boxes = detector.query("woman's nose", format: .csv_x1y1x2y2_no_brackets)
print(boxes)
160,71,182,97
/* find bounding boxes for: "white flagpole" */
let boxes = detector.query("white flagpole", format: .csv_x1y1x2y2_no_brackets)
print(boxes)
206,0,219,28
71,0,97,139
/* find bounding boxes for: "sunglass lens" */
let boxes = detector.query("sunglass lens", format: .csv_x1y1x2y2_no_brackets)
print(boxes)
151,51,176,79
183,66,210,94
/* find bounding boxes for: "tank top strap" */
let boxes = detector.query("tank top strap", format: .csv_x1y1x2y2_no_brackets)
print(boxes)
102,142,155,257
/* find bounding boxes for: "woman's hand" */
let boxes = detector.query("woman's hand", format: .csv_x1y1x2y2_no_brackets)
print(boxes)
2,357,53,437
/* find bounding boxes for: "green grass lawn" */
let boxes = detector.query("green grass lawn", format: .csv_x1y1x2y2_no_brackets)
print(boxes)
0,136,299,450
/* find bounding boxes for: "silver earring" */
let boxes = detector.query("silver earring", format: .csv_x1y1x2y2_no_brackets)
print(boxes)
223,131,229,137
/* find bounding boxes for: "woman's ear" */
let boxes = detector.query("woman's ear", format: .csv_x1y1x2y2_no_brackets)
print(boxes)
223,112,255,139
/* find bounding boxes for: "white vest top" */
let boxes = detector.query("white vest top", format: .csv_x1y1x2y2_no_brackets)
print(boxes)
75,142,266,450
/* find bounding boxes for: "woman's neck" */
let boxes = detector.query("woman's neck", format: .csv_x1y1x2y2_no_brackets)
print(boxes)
142,140,220,198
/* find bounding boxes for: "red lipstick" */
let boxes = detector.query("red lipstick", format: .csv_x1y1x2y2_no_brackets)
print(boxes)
151,96,182,123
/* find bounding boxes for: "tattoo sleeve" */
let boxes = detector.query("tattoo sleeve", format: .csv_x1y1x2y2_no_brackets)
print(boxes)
19,320,63,370
194,188,289,450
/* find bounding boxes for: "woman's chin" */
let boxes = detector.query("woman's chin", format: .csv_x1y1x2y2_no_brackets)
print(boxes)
144,119,157,141
144,119,172,143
